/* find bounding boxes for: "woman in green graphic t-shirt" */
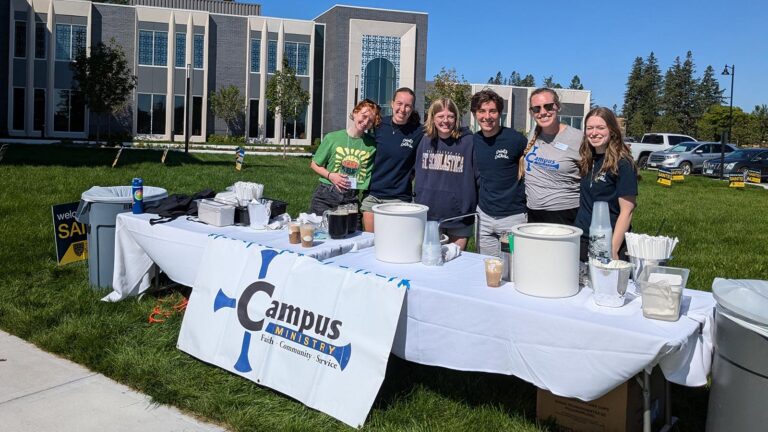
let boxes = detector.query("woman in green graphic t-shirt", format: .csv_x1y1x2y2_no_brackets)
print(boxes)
309,99,381,215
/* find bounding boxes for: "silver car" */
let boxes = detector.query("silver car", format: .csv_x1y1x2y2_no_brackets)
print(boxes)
647,142,738,175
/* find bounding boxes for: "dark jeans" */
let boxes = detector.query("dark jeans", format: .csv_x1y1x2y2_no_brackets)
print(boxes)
527,207,579,226
309,183,359,215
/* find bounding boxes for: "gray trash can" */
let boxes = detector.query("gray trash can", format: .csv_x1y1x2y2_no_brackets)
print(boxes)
706,278,768,432
75,186,167,289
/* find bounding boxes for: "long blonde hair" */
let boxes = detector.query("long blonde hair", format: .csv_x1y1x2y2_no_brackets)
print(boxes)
578,107,636,176
518,88,562,179
424,98,461,140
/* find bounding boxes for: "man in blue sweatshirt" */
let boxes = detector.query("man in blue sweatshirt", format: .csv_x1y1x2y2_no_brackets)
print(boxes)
361,88,424,231
472,90,528,256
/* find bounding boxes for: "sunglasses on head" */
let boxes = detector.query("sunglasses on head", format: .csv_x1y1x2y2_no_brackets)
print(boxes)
529,103,557,114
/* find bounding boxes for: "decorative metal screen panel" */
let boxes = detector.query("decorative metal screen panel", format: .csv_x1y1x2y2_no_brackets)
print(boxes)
250,39,260,72
360,35,400,102
175,32,186,67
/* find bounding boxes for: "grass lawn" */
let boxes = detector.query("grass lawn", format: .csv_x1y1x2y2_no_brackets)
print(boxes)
0,144,765,431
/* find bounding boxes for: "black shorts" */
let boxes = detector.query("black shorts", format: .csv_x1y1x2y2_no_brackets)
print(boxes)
308,183,359,215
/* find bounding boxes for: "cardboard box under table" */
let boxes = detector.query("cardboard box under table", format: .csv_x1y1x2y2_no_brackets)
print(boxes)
537,368,667,432
322,248,714,432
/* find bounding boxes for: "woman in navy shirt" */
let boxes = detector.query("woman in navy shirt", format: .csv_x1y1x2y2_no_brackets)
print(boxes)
575,107,638,261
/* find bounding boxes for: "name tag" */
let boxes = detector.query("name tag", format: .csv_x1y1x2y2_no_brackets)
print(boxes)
554,142,569,151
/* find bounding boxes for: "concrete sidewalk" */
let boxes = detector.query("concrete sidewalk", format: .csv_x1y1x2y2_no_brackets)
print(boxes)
0,331,227,432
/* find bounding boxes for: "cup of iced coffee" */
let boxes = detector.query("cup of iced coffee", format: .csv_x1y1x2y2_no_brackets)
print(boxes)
484,257,504,288
300,223,315,248
288,222,301,244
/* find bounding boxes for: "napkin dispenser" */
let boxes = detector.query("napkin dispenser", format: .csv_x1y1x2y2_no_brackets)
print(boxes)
197,199,235,227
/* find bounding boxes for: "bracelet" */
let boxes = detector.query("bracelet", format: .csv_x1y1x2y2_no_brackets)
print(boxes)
327,172,332,181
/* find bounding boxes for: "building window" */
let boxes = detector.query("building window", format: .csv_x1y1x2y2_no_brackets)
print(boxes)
35,22,47,59
15,21,27,58
12,88,25,130
55,24,86,61
283,106,307,139
137,94,166,135
192,96,202,136
248,99,259,138
34,89,45,131
558,115,583,130
175,32,186,68
267,40,277,73
53,89,85,132
250,39,261,73
193,34,204,69
284,42,310,75
173,95,184,136
363,58,396,115
137,30,167,66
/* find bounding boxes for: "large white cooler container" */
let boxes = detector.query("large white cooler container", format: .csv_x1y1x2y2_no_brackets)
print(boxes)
510,223,582,298
372,203,428,263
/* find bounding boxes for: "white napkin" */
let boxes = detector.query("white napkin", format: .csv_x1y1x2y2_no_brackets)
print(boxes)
267,213,292,230
296,212,323,225
214,191,239,206
441,243,461,262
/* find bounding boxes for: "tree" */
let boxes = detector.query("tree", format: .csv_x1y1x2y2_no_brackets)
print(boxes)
697,104,752,144
697,65,723,114
519,74,536,87
638,52,663,135
659,51,699,136
753,104,768,144
209,85,245,137
488,71,503,85
508,71,522,86
622,56,645,137
71,38,136,142
265,59,310,157
542,75,562,89
425,67,472,118
568,75,584,90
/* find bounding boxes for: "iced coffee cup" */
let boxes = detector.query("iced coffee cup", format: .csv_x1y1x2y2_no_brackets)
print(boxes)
288,222,301,244
484,257,504,288
300,223,315,248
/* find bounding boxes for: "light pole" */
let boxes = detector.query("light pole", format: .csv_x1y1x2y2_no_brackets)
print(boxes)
720,64,734,179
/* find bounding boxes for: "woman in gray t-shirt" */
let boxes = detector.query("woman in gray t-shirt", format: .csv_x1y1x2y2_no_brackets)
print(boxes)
519,88,582,226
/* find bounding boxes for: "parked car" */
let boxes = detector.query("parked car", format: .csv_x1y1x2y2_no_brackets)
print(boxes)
647,142,738,175
626,133,697,169
702,148,768,180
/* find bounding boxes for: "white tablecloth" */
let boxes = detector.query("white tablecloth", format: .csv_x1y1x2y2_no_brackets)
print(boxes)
324,248,714,401
107,213,375,302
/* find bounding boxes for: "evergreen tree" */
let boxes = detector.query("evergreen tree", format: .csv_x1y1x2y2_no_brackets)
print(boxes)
659,51,699,135
568,75,584,90
519,74,536,87
638,52,662,134
487,71,503,85
542,75,562,89
508,71,522,86
697,65,723,113
622,56,644,135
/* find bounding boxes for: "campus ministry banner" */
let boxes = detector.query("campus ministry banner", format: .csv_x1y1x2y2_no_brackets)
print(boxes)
177,236,407,427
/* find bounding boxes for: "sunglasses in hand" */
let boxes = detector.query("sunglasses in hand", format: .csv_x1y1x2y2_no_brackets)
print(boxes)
529,103,557,114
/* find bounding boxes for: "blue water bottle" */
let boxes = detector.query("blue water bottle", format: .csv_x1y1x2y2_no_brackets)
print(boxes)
132,177,144,214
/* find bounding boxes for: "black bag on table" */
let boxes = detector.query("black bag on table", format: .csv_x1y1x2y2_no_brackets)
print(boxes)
145,189,216,224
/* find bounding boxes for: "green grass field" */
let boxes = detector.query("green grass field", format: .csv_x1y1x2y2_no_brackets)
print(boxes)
0,144,765,431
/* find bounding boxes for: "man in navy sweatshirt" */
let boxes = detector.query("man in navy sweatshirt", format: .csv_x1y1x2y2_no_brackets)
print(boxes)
362,88,424,232
472,89,528,256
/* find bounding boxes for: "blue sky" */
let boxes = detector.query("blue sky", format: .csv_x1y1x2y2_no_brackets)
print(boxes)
246,0,767,113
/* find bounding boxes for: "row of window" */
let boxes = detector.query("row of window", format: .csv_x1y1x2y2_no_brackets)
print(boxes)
139,30,205,68
11,88,85,133
13,86,307,139
137,94,307,139
250,39,312,75
14,21,86,61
